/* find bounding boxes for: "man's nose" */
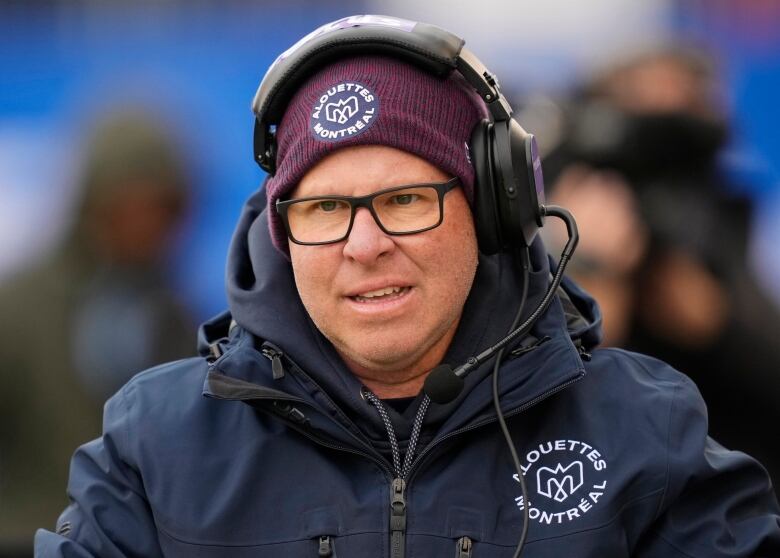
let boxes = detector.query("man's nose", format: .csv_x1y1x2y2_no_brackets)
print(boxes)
342,207,395,264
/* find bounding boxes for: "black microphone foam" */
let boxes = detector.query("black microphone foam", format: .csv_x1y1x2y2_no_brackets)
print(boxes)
424,364,464,404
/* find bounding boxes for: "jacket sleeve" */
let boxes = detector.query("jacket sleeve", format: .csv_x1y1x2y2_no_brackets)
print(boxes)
637,373,780,557
34,386,163,557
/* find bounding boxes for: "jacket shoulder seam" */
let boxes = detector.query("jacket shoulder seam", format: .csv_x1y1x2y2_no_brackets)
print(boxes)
597,347,683,384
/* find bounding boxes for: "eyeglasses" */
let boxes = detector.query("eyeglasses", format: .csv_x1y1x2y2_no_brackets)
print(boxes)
276,177,459,245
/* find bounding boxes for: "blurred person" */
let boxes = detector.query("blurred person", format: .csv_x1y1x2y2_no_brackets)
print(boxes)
542,164,650,347
544,47,780,492
0,111,196,555
33,16,780,557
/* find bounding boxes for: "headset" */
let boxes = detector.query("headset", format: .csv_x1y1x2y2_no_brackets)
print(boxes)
251,14,546,256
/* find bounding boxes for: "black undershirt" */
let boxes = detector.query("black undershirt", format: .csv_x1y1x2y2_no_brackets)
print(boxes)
382,396,416,414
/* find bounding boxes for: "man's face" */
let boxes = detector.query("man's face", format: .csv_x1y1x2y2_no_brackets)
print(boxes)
288,145,478,383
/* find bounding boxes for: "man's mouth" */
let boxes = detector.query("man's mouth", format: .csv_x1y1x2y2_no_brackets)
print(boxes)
350,286,411,303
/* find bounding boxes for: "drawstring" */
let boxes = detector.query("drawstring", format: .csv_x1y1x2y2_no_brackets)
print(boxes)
363,390,431,479
406,396,430,478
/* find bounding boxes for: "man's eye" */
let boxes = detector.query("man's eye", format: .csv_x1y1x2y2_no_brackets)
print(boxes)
392,194,418,205
318,200,340,212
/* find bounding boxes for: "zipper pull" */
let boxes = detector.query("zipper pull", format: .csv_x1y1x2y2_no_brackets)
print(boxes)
510,335,551,358
391,478,407,529
576,341,592,361
207,339,226,364
318,535,333,557
261,343,286,379
390,478,407,558
455,536,473,558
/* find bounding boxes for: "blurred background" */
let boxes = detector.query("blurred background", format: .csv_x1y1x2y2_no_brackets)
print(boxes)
1,0,779,554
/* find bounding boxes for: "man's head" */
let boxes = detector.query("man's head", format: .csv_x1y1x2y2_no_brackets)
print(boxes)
265,55,487,394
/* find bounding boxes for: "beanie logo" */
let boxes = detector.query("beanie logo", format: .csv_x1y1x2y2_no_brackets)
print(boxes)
310,82,379,142
325,97,359,124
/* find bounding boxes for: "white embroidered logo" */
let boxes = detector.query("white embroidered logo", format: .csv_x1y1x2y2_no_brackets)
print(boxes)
537,461,584,502
325,96,359,124
512,439,608,525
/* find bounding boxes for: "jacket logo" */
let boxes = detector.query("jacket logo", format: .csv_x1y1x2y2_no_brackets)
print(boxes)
513,439,608,526
537,461,583,502
310,82,379,143
325,97,359,124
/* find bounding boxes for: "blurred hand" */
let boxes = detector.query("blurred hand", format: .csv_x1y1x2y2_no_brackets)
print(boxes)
639,249,729,348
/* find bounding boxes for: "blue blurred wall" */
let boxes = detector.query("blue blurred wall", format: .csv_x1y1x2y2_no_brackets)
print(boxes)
2,1,778,321
0,1,362,320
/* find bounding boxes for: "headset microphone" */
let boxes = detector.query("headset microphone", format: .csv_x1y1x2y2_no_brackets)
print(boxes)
424,205,579,404
425,363,466,405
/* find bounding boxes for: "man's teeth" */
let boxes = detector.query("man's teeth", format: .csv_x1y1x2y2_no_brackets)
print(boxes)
354,286,407,300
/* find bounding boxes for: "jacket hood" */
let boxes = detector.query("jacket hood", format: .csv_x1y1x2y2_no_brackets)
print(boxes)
213,184,602,443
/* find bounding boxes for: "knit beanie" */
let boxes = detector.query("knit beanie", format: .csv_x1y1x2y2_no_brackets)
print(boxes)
264,55,488,255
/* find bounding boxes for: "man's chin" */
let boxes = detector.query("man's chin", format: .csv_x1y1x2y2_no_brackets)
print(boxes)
335,338,428,374
324,319,460,380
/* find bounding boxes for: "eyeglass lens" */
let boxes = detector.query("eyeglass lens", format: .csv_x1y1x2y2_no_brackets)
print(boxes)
285,185,443,244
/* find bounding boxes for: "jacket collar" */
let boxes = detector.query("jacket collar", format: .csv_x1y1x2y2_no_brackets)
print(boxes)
202,279,589,443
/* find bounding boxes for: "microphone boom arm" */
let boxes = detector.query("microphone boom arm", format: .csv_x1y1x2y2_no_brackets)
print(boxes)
452,205,579,379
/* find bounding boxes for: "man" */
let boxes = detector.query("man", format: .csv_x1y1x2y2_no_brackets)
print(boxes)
36,16,780,557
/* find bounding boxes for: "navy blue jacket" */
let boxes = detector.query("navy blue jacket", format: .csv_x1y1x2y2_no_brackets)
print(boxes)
36,189,780,557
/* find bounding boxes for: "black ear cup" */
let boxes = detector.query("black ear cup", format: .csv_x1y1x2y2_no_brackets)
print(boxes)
502,119,545,247
471,118,545,254
471,120,503,255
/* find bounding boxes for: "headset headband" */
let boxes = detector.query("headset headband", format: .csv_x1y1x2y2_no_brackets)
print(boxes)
251,15,513,174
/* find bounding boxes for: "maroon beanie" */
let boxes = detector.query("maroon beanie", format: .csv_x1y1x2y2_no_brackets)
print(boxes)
265,55,488,255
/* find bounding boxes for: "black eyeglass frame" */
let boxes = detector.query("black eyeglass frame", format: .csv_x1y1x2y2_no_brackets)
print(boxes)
276,177,460,246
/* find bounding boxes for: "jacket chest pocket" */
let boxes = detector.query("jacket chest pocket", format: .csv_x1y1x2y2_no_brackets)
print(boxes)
156,506,357,557
305,507,340,557
157,530,384,557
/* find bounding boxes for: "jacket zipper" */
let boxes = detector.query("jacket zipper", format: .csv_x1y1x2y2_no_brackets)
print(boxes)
456,536,473,557
363,389,430,558
260,342,286,379
390,478,407,558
